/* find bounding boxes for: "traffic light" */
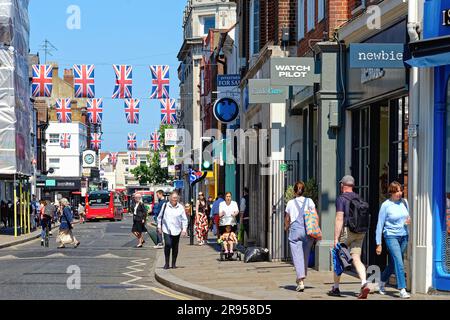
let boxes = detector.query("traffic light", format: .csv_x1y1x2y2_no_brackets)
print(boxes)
200,137,214,171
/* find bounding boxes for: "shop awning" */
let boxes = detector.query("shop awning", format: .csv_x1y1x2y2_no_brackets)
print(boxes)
406,35,450,68
405,51,450,68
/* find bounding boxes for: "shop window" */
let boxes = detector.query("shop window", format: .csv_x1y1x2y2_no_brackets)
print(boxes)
351,107,370,201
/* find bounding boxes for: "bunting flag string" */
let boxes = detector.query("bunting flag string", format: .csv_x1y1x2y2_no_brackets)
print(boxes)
150,65,170,99
90,133,102,150
129,151,138,165
160,98,177,125
86,98,103,124
74,64,95,98
56,99,72,123
59,133,71,149
150,131,161,151
127,132,137,151
32,64,53,97
124,99,140,124
112,64,133,99
109,152,118,166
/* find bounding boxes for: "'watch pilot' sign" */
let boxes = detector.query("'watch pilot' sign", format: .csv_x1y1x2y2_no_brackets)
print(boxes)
270,57,317,86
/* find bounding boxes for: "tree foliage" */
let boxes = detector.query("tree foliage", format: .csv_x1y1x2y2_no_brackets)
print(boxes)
130,124,174,185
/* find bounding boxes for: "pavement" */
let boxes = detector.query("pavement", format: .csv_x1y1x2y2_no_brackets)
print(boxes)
153,228,450,300
0,214,193,300
0,222,62,249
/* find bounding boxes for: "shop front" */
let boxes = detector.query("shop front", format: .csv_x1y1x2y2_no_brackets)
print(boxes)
406,0,450,291
37,177,81,204
345,19,409,267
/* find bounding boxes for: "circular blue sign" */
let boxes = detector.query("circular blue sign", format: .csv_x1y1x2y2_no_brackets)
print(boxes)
213,98,239,123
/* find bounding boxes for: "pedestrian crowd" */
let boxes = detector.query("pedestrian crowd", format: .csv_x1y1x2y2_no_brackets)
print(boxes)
284,175,411,299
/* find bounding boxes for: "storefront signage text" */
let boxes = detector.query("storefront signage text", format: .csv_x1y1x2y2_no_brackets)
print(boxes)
248,79,289,103
361,68,385,84
270,57,317,86
350,43,405,68
443,9,450,26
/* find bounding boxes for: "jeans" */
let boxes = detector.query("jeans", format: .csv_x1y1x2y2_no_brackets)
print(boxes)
289,225,314,280
381,235,408,289
163,233,181,267
40,218,50,240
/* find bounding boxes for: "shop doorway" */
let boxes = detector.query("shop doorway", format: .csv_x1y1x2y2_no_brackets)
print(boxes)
351,96,409,267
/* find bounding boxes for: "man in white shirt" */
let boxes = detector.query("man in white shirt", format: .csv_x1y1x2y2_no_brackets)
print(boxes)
157,192,188,269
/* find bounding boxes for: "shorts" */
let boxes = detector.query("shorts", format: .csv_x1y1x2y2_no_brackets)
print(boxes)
339,227,365,256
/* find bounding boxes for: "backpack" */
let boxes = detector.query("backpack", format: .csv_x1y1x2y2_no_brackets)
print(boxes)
342,193,370,233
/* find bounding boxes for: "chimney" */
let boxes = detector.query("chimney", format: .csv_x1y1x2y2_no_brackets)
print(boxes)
64,68,74,85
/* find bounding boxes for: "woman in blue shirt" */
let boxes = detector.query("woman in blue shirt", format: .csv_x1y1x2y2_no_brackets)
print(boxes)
56,198,80,249
375,181,411,298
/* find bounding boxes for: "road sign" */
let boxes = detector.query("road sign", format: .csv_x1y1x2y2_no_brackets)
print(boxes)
213,97,239,123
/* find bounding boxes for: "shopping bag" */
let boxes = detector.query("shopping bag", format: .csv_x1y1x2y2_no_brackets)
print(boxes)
237,223,244,243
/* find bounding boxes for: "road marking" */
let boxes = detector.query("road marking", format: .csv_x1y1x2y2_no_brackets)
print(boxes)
0,255,18,260
121,258,150,288
150,287,191,300
95,253,121,259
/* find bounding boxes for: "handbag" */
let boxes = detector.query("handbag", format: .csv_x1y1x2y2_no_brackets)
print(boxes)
303,198,322,240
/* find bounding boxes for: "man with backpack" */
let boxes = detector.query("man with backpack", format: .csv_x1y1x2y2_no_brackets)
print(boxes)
329,175,371,299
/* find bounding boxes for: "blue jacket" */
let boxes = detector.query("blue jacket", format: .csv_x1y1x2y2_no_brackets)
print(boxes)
153,199,167,217
60,207,73,230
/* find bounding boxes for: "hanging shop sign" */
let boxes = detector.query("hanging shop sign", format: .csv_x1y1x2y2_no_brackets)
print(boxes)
213,97,239,123
349,43,405,68
217,74,241,104
165,129,178,146
270,57,317,86
248,79,289,103
444,8,450,26
173,180,184,190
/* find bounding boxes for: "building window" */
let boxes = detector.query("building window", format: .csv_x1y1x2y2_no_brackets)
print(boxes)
202,15,215,34
298,0,305,40
48,158,60,170
250,0,260,55
318,0,325,22
307,0,315,32
49,134,59,144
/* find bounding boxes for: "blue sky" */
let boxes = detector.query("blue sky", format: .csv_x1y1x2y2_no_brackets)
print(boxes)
29,0,184,152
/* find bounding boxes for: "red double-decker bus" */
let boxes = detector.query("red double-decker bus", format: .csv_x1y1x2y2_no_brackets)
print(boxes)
85,191,123,221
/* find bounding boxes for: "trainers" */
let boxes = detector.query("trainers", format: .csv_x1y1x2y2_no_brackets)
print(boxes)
328,287,341,297
378,285,386,295
399,289,410,299
357,283,370,299
153,243,164,249
296,283,305,292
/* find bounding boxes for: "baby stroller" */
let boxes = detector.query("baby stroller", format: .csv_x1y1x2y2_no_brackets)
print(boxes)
218,221,242,261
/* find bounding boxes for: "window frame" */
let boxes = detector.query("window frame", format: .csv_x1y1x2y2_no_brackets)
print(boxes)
298,0,305,40
202,15,216,35
307,0,315,32
49,134,60,144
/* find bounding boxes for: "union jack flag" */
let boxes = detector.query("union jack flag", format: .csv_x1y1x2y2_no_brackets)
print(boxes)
87,99,103,124
150,131,161,151
127,132,137,151
90,133,102,150
150,65,170,99
109,152,118,166
55,99,72,123
59,133,71,149
129,151,138,165
160,98,177,124
73,64,95,98
124,99,140,124
32,65,53,97
112,64,132,99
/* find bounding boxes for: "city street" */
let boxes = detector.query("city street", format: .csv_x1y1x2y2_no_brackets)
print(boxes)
0,215,191,300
